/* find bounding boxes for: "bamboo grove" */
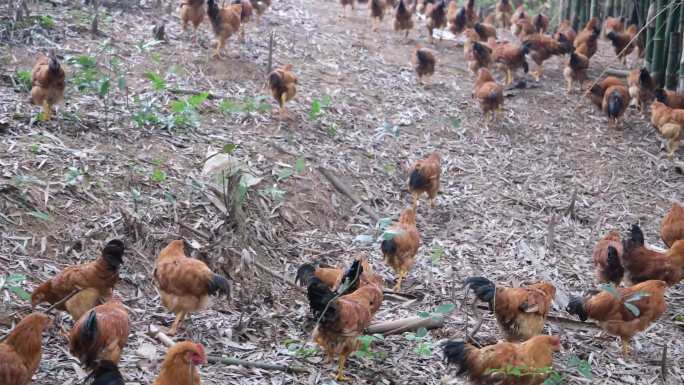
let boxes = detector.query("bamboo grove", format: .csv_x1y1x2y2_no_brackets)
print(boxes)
554,0,684,91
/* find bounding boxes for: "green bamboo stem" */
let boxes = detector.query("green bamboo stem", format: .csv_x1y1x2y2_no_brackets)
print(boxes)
666,32,680,89
604,0,613,18
651,0,668,86
573,0,583,29
679,36,684,92
590,0,599,19
645,1,656,71
663,2,680,75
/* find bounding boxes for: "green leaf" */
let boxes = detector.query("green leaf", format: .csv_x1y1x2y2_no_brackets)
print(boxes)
320,94,333,108
188,92,209,108
117,75,126,91
223,143,237,154
567,355,592,379
383,163,396,175
599,283,621,299
377,218,392,230
15,70,32,92
354,234,374,244
28,210,51,222
277,168,293,181
415,327,428,338
294,158,306,173
151,169,166,183
509,366,522,377
431,246,444,264
434,303,455,314
145,71,166,91
624,302,640,317
7,274,26,284
98,78,111,98
308,99,322,120
451,117,461,129
9,286,31,301
417,311,430,319
39,15,55,29
219,99,241,114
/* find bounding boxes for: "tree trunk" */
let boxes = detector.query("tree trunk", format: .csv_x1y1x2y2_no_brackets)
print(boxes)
645,1,656,71
651,0,668,86
666,32,681,89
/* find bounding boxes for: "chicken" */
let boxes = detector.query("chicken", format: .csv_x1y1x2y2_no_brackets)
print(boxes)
416,0,434,15
206,0,241,58
583,16,600,32
339,0,355,18
464,0,478,26
509,5,528,30
249,0,270,25
449,6,472,35
412,45,436,84
30,51,65,121
442,335,562,385
606,25,637,66
661,203,684,248
602,84,630,129
654,88,684,109
296,257,377,296
407,152,441,209
153,341,207,385
473,22,496,42
298,259,383,381
232,0,253,42
268,63,297,120
465,277,556,342
585,76,623,110
522,33,572,81
563,46,589,93
180,0,205,43
381,207,421,291
31,240,125,320
467,41,493,75
555,19,576,45
425,0,447,44
492,40,529,85
533,13,549,33
86,361,125,385
592,231,625,286
369,0,386,32
574,25,599,59
604,16,625,35
69,298,130,371
483,13,495,26
495,0,513,29
621,224,684,285
393,0,414,38
153,240,231,335
513,18,536,40
473,68,504,120
0,313,52,385
627,67,654,113
566,280,667,355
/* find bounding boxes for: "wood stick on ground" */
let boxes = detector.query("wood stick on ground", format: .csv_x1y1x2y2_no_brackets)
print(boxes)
604,68,629,77
318,167,380,223
366,315,444,336
0,289,79,343
267,31,274,75
148,325,308,373
660,343,668,380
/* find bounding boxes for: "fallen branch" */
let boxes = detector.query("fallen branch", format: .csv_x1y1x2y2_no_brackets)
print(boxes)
148,325,308,373
604,68,629,78
366,315,444,336
660,344,668,380
318,167,380,223
0,289,79,342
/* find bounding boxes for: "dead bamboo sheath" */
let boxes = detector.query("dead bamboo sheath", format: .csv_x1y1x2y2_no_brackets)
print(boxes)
366,315,444,336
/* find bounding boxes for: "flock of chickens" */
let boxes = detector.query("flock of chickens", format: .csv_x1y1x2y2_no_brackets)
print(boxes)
7,0,684,384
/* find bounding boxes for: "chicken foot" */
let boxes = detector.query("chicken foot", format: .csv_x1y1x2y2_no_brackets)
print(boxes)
168,311,187,336
335,352,348,381
42,100,52,121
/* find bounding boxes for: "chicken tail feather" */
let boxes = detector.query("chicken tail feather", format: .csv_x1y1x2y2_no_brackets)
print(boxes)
381,238,398,257
207,0,222,34
522,59,529,74
208,274,231,296
77,310,99,367
604,246,625,284
339,259,362,295
87,361,125,385
464,276,496,307
442,340,472,375
566,296,588,321
306,278,337,321
623,224,645,256
409,168,430,191
102,240,125,269
295,263,317,287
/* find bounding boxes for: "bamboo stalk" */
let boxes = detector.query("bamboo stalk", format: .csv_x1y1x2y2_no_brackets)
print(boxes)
651,0,668,86
590,0,599,19
679,2,684,91
666,32,681,89
605,0,614,18
646,1,656,71
572,0,583,30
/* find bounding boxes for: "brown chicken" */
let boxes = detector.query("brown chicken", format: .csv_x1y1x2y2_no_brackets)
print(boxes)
465,277,556,342
509,5,528,29
394,0,414,38
298,259,384,381
495,0,513,29
563,46,589,93
484,13,496,26
443,335,562,385
492,41,529,85
464,0,478,27
268,63,297,120
473,68,504,120
473,22,496,41
574,25,599,59
408,152,441,208
555,19,576,45
606,24,637,66
340,0,355,18
153,341,207,385
206,0,241,58
649,101,684,159
32,240,124,320
412,45,436,84
381,207,421,291
154,240,231,335
369,0,386,32
0,313,52,385
513,18,536,40
567,280,667,355
627,67,654,113
585,76,623,110
425,0,446,44
69,298,130,371
232,0,253,42
533,13,549,33
522,33,572,81
604,16,625,35
661,203,684,248
467,41,493,75
621,224,684,286
30,51,65,121
654,88,684,109
449,6,470,35
602,84,630,129
592,231,625,286
296,257,377,295
180,0,205,43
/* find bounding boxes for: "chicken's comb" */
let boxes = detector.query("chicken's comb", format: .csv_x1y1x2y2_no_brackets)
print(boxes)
195,343,206,358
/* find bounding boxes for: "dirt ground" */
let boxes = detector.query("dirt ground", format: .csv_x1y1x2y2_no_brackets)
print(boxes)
1,0,683,384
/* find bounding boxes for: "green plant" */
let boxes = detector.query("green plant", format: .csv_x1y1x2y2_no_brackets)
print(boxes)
27,210,52,222
354,334,385,359
146,71,167,92
219,96,272,116
404,327,433,357
260,185,285,200
417,302,455,320
69,56,100,92
166,92,209,130
28,143,40,154
65,167,84,186
283,339,319,358
15,70,32,92
132,95,162,128
567,355,592,379
0,274,31,301
430,245,444,264
151,169,166,183
39,15,55,29
326,122,339,138
308,95,332,121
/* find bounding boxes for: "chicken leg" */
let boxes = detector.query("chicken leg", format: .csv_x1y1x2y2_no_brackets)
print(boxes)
42,100,52,121
336,352,348,381
506,69,513,85
168,311,187,336
411,192,419,209
279,94,290,120
534,64,543,81
621,338,632,357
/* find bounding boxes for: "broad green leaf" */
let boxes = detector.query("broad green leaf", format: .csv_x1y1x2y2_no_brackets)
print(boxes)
434,303,455,314
382,229,401,240
294,158,306,173
28,210,51,222
98,78,111,98
354,234,374,244
117,75,126,91
415,327,428,338
7,274,26,284
431,246,444,263
151,169,166,183
223,143,237,154
417,311,430,319
277,168,293,181
10,286,31,301
624,302,640,317
308,99,322,120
